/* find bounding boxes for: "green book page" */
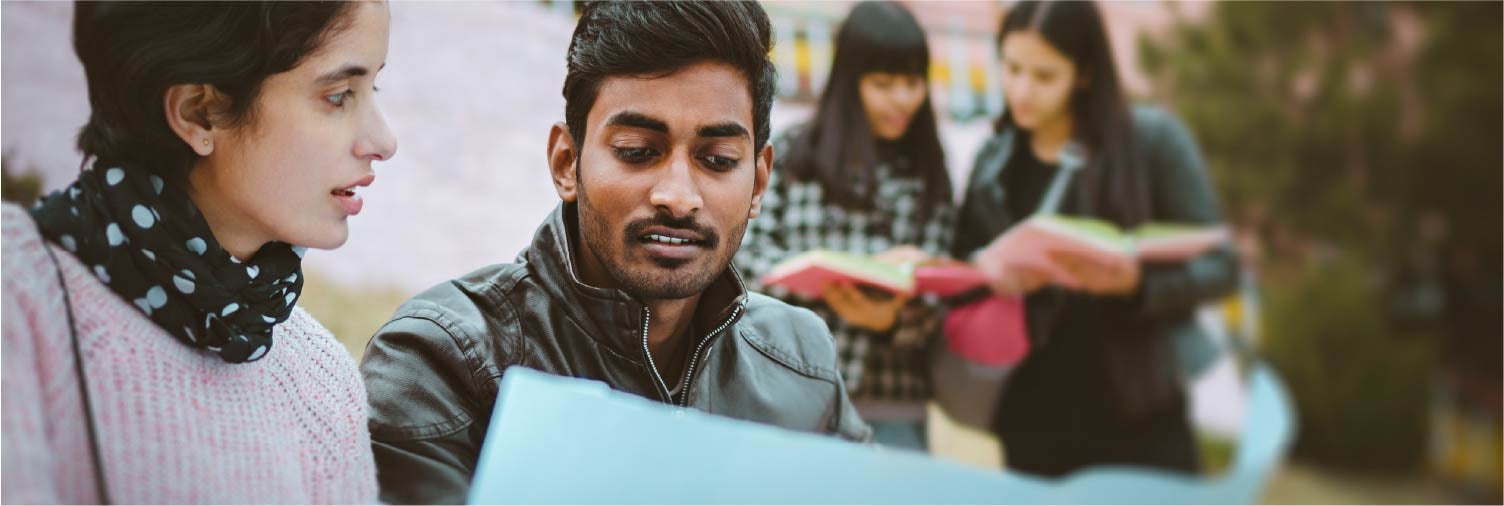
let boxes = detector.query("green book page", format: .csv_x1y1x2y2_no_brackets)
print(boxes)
1033,215,1131,252
1039,216,1215,242
1131,222,1218,240
1031,216,1223,260
801,250,913,288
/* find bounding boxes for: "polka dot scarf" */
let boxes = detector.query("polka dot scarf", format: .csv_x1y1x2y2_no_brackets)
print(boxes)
29,162,306,363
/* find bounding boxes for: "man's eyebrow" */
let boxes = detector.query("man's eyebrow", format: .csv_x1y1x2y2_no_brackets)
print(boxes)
604,111,669,134
698,122,749,140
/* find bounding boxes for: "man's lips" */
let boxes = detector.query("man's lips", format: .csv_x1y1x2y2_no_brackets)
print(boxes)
639,225,705,244
629,222,716,263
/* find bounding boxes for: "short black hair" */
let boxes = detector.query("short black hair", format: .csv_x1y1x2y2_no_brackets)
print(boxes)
562,0,776,153
72,1,356,185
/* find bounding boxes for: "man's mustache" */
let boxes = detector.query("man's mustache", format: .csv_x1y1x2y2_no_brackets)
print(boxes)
623,212,720,247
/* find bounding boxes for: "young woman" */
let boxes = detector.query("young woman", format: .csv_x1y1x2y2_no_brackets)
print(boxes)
737,0,953,452
953,0,1237,476
2,2,396,502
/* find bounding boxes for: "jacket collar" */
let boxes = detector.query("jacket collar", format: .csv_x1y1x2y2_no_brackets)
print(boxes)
524,203,748,357
972,126,1092,220
973,126,1017,195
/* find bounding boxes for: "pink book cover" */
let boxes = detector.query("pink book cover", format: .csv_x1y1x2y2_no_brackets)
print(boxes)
767,263,988,301
758,252,913,300
913,265,988,297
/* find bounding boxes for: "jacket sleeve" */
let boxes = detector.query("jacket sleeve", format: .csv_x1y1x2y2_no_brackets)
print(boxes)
361,311,488,505
1131,110,1240,317
831,369,875,444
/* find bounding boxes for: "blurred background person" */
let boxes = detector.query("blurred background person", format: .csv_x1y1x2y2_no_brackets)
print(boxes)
737,0,954,452
952,0,1236,476
2,2,396,502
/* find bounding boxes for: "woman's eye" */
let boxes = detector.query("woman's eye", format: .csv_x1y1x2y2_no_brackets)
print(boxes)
613,147,657,164
325,90,353,106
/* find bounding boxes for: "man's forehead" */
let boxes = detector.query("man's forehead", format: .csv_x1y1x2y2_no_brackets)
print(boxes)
589,62,753,136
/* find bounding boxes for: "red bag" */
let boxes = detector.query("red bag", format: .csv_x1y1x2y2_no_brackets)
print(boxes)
930,295,1030,429
942,295,1030,367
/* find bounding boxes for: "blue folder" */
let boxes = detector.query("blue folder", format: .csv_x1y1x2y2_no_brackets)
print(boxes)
469,365,1295,504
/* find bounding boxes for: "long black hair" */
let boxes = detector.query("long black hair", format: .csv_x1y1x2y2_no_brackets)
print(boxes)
996,0,1149,227
781,0,951,218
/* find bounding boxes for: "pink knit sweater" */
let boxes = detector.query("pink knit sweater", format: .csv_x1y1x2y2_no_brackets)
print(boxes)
1,204,378,504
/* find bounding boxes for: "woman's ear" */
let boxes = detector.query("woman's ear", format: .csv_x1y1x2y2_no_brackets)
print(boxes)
547,122,579,202
163,83,226,156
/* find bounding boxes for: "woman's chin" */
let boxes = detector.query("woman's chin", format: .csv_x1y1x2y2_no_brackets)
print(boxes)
283,223,349,252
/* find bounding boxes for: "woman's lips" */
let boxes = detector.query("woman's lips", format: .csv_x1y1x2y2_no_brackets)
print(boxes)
332,190,363,216
331,173,375,216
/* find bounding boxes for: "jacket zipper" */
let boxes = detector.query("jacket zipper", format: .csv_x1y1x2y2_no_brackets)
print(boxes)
640,307,672,401
639,302,746,406
676,303,744,407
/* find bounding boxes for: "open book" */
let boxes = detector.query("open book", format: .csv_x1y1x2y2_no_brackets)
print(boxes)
976,214,1229,288
759,216,1226,299
758,251,989,300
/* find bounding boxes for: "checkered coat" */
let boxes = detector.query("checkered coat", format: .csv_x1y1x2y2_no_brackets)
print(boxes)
735,130,955,401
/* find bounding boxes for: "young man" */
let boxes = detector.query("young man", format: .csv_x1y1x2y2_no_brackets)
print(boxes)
360,2,871,503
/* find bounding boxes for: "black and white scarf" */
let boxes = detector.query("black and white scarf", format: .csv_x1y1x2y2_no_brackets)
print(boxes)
29,162,306,363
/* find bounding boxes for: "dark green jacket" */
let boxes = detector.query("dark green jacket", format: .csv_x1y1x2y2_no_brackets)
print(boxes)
953,105,1238,421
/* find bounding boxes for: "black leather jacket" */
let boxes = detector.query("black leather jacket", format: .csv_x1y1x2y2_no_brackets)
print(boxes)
361,203,872,504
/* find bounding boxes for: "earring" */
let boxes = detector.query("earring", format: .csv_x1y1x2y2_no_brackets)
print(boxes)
202,138,210,147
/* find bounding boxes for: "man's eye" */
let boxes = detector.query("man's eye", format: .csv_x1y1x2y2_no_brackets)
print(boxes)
700,155,738,170
613,147,657,163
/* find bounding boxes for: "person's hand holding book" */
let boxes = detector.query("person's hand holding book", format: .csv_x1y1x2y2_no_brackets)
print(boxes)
1048,249,1141,296
976,258,1051,297
823,282,909,333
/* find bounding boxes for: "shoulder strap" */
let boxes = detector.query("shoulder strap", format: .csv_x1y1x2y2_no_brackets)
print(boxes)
40,244,111,504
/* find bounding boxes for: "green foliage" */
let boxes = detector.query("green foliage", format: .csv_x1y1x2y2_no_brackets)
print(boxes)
1197,431,1236,475
1,152,44,204
1141,3,1496,470
1262,254,1437,470
1140,1,1502,264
